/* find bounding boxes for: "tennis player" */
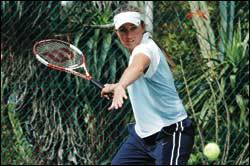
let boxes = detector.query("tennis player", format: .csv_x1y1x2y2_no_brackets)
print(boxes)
101,5,194,165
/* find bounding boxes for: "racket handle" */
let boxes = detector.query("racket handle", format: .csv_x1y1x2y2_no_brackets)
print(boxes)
90,78,113,99
90,78,104,89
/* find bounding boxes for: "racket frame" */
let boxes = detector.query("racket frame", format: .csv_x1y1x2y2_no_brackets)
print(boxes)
33,39,104,89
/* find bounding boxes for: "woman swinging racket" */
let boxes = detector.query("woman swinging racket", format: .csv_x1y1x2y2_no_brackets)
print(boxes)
101,5,195,165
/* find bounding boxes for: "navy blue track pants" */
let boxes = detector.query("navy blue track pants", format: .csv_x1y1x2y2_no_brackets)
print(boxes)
112,118,194,165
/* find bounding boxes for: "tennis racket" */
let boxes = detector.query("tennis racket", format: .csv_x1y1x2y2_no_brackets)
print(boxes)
32,39,104,89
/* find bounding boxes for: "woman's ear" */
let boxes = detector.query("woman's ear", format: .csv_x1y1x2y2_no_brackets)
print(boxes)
141,21,146,30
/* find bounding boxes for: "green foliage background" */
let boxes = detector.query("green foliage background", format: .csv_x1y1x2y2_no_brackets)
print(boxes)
1,1,249,165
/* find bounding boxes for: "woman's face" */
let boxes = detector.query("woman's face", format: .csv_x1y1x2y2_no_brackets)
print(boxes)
116,23,145,52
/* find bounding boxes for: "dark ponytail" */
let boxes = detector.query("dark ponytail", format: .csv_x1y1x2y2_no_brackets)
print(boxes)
153,39,176,71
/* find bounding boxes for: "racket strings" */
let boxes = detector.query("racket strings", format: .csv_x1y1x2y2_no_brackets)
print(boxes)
36,41,83,68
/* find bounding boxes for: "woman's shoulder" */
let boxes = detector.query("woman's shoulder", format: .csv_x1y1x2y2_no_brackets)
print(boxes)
132,42,152,57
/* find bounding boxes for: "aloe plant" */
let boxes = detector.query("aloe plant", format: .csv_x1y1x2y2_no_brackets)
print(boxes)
188,1,217,67
218,1,235,56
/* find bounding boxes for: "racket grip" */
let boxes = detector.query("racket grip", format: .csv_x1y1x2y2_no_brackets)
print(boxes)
90,78,113,99
90,78,104,89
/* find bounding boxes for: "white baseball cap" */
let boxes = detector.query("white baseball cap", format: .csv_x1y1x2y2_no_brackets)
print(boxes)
113,12,143,30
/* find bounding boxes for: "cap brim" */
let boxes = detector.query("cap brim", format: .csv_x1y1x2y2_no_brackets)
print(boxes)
114,12,142,30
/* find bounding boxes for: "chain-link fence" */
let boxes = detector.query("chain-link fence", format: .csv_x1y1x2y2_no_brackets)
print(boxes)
1,1,249,165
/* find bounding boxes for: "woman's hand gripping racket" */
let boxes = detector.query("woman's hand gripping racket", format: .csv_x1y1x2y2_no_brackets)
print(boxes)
33,39,105,90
